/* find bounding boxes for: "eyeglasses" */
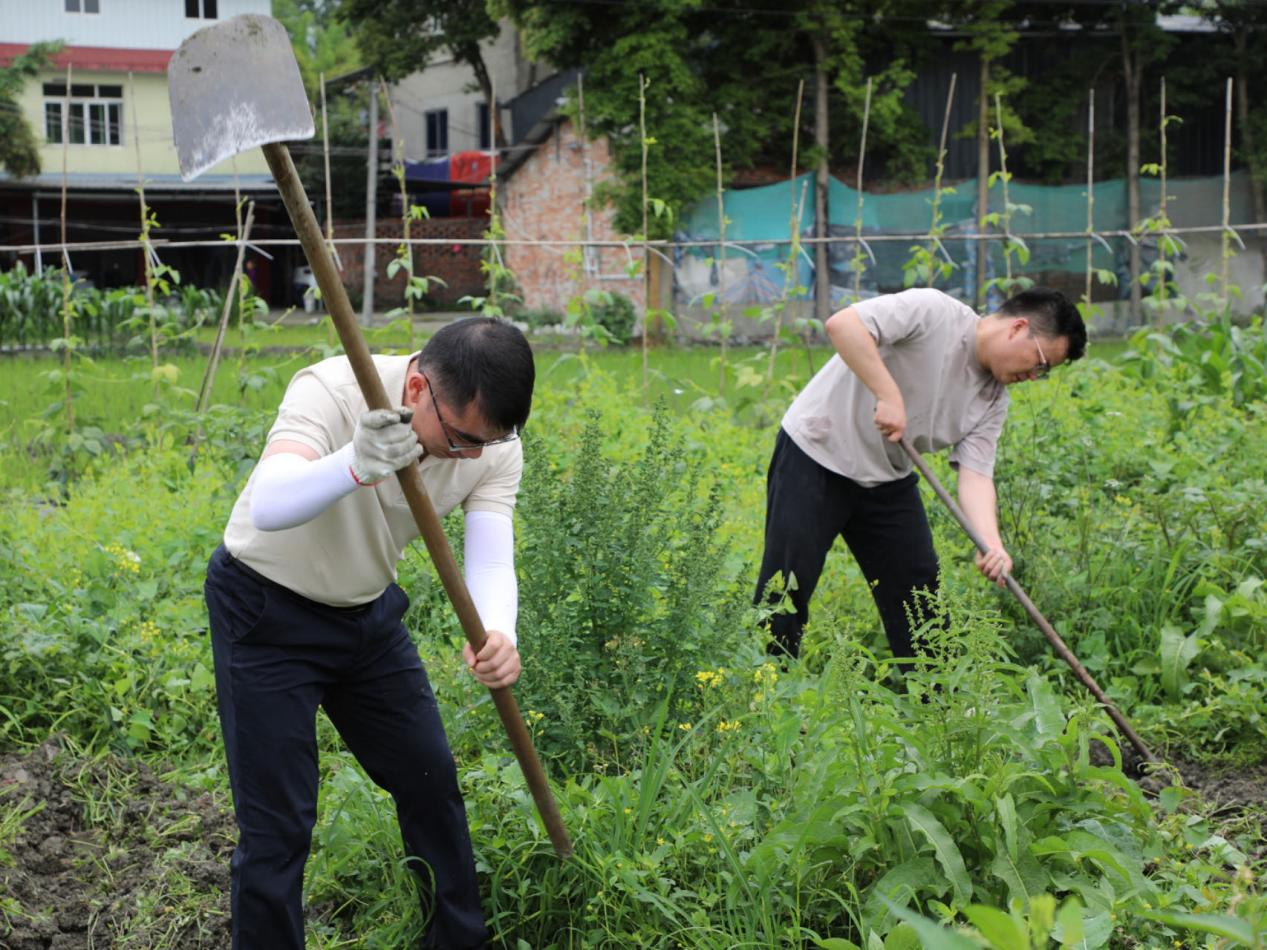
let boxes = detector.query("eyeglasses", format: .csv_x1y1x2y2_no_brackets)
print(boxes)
421,373,520,452
1031,335,1051,380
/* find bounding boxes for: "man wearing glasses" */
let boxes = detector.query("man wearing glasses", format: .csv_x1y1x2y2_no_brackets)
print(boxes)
203,316,532,948
755,286,1086,664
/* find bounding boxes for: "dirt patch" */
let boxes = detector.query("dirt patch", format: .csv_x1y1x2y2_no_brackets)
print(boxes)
1177,760,1267,854
0,738,233,949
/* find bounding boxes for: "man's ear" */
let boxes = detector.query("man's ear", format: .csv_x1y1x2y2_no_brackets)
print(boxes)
1009,316,1029,338
403,369,425,406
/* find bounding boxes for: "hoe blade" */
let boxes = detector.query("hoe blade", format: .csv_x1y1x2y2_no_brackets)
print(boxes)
168,13,314,181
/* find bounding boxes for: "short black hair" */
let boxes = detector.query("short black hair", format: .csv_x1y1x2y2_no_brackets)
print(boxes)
417,317,535,431
996,287,1087,362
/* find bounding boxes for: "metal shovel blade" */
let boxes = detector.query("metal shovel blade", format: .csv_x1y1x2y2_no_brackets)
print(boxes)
168,14,314,181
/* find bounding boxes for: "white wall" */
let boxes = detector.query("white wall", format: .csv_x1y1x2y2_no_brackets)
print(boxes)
391,22,540,159
0,0,272,50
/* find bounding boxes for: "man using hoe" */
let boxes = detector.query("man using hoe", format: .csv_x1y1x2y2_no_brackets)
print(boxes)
755,286,1086,665
204,317,533,948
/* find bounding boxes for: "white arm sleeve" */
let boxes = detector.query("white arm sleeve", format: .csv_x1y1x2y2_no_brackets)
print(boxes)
249,443,359,531
464,510,518,647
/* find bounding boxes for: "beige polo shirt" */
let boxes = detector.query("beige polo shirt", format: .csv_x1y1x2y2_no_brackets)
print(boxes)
223,354,522,606
782,288,1008,486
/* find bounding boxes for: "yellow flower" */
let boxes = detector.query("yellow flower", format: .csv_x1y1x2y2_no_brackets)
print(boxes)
623,807,632,815
104,543,141,574
695,669,724,689
678,722,692,731
716,719,740,733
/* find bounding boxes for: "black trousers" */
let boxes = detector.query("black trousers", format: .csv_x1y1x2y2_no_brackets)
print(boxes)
754,429,941,662
204,545,488,949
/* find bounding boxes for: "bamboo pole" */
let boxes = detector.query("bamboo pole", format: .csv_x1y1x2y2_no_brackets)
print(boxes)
380,79,415,352
196,202,256,415
853,77,872,302
578,74,594,276
320,72,339,271
767,79,805,386
926,72,957,288
130,72,160,397
639,72,651,395
578,72,595,353
1159,75,1167,314
713,111,728,396
995,93,1014,286
1085,88,1094,313
1222,77,1233,308
59,62,74,433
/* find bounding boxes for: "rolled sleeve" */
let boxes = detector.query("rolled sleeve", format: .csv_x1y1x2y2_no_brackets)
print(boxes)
462,440,523,519
266,372,341,457
949,390,1009,479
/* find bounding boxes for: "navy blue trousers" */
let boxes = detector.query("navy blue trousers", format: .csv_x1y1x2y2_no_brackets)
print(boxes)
204,545,487,949
754,429,941,662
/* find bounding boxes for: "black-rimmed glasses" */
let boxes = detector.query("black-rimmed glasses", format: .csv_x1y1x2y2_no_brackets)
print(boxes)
1031,335,1051,380
421,373,520,452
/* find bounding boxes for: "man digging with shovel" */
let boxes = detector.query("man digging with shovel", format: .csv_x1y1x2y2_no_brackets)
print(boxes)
175,15,571,946
204,318,532,947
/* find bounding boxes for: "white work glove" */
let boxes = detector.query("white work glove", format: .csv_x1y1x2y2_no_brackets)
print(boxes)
349,408,423,486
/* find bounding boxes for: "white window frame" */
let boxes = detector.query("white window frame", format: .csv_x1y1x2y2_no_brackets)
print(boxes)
43,82,123,147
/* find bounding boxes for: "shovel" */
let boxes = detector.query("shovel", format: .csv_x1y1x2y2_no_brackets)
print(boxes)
899,437,1156,765
169,14,573,857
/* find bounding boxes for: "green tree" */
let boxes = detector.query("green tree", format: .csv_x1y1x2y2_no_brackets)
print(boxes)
275,0,369,220
494,0,927,238
0,42,62,179
339,0,506,145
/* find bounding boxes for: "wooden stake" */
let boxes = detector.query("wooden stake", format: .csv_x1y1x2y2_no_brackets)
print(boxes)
1222,76,1233,308
995,93,1014,285
320,72,340,271
639,72,651,394
130,72,159,396
1085,88,1095,312
380,78,414,352
713,111,728,396
1157,76,1168,318
854,77,872,302
767,79,805,386
59,62,74,433
926,72,957,288
196,202,256,415
362,79,379,325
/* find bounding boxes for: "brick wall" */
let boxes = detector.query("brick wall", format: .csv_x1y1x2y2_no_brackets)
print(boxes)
499,118,644,316
332,216,487,311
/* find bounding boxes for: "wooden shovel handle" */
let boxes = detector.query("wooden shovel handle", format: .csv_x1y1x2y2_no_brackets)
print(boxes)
899,436,1156,765
262,142,573,857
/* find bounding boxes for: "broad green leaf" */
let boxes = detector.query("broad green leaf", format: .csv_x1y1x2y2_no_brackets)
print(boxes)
1024,674,1065,739
900,803,972,906
880,899,981,950
1054,898,1085,949
963,905,1026,950
813,939,861,950
1159,624,1198,699
1138,910,1257,945
883,923,920,950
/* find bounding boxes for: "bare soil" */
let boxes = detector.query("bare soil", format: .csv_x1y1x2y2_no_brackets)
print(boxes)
0,738,233,949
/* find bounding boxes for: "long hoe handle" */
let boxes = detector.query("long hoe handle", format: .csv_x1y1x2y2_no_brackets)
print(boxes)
262,142,574,858
899,437,1156,765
